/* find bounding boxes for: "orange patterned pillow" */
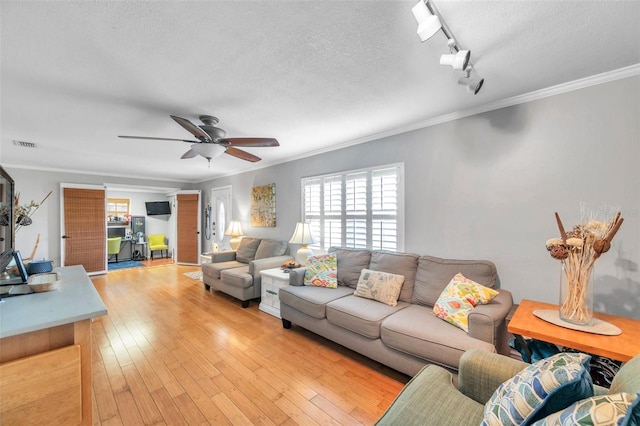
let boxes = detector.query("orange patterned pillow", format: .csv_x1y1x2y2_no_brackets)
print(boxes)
433,273,499,332
304,254,338,288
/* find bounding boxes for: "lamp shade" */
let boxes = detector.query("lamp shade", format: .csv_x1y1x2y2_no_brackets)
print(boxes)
225,220,244,237
289,222,315,265
191,143,226,160
289,222,315,245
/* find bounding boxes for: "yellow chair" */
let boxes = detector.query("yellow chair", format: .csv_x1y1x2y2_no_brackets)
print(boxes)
148,234,168,260
107,237,122,263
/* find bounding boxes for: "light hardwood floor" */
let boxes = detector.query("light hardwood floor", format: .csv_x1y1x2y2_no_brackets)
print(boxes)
90,264,409,425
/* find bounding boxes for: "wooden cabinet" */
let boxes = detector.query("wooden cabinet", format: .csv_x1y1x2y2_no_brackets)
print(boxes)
0,266,107,425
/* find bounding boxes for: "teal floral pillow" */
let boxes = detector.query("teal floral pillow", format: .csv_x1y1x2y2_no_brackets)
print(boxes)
482,352,594,426
304,254,338,288
532,392,639,426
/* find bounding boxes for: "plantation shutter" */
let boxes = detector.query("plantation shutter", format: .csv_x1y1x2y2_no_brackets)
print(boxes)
302,164,402,252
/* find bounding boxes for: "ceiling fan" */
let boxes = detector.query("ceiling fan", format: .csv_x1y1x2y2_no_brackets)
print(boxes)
119,115,279,164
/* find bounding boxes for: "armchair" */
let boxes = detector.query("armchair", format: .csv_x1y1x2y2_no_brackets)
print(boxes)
148,234,168,260
202,237,293,308
376,349,640,425
107,237,122,263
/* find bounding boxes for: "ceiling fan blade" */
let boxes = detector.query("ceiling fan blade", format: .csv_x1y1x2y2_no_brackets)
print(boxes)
118,135,198,143
220,137,279,147
170,115,211,142
224,146,261,162
181,149,198,159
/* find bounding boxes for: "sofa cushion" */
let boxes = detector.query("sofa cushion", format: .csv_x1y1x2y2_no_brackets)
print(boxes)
220,265,252,289
235,237,262,263
304,254,338,288
413,256,498,307
433,273,499,332
482,352,593,426
328,247,371,288
531,392,639,426
202,260,246,280
380,304,495,368
279,285,353,319
353,269,405,307
369,251,419,303
254,239,288,260
326,295,408,339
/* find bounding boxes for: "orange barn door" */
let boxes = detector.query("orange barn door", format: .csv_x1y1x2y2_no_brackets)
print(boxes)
176,193,199,264
62,187,106,273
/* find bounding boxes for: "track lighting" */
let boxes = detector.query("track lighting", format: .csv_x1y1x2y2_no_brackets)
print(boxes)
457,66,484,94
440,39,470,70
411,0,442,42
411,0,485,94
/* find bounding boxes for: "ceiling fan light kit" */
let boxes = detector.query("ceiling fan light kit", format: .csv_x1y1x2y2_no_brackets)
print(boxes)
412,0,484,94
119,115,279,166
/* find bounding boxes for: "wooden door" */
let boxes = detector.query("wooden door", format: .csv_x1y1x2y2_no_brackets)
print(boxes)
62,186,106,273
176,193,199,264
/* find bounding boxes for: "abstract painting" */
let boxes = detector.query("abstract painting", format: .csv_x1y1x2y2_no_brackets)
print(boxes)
251,183,276,227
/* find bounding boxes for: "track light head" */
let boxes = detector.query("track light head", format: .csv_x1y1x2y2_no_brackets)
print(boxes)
411,1,442,42
440,49,470,70
457,67,484,94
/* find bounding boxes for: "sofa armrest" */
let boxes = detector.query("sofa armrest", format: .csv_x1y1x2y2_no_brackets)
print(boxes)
458,349,527,405
288,267,306,286
211,250,237,263
468,289,513,350
376,364,484,425
249,255,295,278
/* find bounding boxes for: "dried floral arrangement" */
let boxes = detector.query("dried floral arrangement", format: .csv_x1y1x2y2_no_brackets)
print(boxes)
545,208,624,323
0,191,52,232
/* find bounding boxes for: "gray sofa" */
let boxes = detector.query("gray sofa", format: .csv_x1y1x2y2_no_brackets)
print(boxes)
202,237,293,308
279,247,513,376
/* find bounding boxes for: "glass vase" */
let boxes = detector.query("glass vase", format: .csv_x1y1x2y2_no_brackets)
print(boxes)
559,262,594,325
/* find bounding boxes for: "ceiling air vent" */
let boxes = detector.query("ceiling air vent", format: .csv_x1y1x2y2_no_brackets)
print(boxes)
13,140,38,148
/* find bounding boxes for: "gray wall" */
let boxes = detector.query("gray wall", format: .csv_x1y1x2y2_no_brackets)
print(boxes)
197,76,640,319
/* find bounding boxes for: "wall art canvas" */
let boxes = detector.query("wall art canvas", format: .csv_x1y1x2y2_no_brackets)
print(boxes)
251,183,276,227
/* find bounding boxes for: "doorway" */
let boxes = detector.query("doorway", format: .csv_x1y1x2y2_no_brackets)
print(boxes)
210,186,232,252
60,184,107,275
175,191,201,264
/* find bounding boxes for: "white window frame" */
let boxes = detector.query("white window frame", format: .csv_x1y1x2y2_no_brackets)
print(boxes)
301,163,404,253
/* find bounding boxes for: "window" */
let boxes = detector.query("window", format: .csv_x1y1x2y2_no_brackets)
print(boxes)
302,164,403,253
106,197,130,223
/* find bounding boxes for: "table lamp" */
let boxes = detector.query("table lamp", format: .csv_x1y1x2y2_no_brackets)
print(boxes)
289,222,315,265
225,220,244,250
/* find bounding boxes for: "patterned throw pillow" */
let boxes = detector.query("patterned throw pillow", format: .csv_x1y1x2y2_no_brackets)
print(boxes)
532,392,639,426
482,352,594,426
432,273,499,332
304,254,338,288
353,269,405,307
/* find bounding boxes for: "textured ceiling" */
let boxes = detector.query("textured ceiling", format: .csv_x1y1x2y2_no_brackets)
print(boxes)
1,1,639,182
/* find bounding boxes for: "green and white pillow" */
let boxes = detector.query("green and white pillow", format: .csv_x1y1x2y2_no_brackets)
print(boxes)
532,392,639,426
482,352,594,426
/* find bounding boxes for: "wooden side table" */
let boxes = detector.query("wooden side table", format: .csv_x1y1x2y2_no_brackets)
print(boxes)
259,268,290,318
508,299,640,362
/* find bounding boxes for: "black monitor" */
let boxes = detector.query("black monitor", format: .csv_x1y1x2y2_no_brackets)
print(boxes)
108,227,126,238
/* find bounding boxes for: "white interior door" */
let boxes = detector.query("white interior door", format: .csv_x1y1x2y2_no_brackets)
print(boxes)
210,186,232,252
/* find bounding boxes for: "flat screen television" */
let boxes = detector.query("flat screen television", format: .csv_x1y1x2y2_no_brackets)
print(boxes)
145,201,171,216
0,166,15,272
